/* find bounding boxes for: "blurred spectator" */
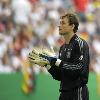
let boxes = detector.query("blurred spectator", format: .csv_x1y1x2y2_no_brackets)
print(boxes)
73,0,89,12
0,0,99,76
0,0,12,25
11,0,31,25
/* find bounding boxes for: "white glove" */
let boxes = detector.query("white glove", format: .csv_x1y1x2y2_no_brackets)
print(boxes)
28,48,49,67
41,48,61,67
41,48,56,57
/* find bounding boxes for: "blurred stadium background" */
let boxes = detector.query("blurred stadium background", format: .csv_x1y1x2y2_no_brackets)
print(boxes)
0,0,100,100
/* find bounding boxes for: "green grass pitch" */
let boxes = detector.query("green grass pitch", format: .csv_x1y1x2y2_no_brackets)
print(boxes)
0,72,100,100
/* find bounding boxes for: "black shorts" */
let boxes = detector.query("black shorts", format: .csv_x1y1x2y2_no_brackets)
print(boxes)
59,85,89,100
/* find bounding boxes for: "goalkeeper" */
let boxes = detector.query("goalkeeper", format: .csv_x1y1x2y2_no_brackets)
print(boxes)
29,12,90,100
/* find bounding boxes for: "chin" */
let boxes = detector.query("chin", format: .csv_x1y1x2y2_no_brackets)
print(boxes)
59,32,65,35
59,32,63,35
59,31,63,35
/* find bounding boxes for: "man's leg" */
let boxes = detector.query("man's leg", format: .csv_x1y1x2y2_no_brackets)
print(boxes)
59,85,89,100
80,85,89,100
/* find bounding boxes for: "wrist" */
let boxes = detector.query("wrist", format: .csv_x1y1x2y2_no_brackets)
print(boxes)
55,59,61,66
45,65,51,70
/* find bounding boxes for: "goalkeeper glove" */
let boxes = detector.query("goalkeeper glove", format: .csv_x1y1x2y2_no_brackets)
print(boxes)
28,49,49,67
39,54,62,67
39,54,57,66
42,48,56,57
39,48,62,67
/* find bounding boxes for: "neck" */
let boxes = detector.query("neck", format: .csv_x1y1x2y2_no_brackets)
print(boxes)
63,32,75,44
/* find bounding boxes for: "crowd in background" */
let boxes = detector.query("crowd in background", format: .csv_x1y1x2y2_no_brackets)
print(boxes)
0,0,99,74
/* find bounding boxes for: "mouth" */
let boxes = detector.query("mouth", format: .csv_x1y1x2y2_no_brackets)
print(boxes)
59,28,62,31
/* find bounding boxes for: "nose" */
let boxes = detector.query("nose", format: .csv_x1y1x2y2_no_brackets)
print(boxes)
58,27,62,30
58,24,62,27
57,26,60,30
58,25,60,28
58,22,61,27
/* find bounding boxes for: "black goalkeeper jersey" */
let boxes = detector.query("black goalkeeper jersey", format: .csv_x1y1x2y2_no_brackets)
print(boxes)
48,34,90,92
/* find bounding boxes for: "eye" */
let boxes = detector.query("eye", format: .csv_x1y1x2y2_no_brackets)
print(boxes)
62,21,65,24
60,21,65,25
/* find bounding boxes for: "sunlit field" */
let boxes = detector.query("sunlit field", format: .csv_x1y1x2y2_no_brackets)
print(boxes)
0,72,100,100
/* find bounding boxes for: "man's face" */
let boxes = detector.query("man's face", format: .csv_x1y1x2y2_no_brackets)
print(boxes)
59,17,73,35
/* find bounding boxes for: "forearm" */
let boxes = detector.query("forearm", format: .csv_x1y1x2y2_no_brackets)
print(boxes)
48,65,62,81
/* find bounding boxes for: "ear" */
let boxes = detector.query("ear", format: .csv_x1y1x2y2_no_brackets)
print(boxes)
72,24,75,29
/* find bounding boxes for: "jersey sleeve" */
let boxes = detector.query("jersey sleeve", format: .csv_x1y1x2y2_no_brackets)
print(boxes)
48,47,63,81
